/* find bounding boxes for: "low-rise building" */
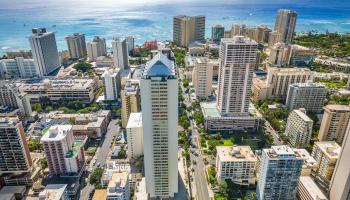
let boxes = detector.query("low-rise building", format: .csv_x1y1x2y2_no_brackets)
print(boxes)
39,184,69,200
311,141,341,181
286,82,327,113
107,172,130,200
297,176,328,200
42,110,111,138
285,109,313,147
216,146,257,185
201,102,260,132
21,78,98,103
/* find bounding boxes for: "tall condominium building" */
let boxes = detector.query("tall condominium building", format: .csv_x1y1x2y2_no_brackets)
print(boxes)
329,122,350,200
318,105,350,144
230,24,239,36
112,38,129,70
217,36,258,116
269,42,289,67
286,82,327,113
41,125,85,175
102,69,120,101
126,112,143,159
255,26,271,43
192,57,213,98
65,33,87,59
126,36,135,53
257,145,304,200
0,81,32,117
173,15,205,47
121,81,141,128
266,67,312,99
216,146,257,185
86,36,107,61
140,53,178,198
107,172,130,200
285,108,313,147
311,141,341,181
297,176,327,200
28,28,60,76
268,31,282,48
212,25,225,42
274,9,297,44
0,58,38,79
0,118,32,174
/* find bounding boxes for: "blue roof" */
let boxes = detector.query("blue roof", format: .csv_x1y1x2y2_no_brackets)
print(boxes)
143,53,175,77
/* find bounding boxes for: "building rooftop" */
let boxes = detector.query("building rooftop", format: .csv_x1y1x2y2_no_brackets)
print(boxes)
221,36,257,45
0,186,26,195
20,78,96,91
93,189,107,200
0,194,14,200
66,139,84,159
324,104,350,111
299,176,328,200
41,125,72,142
200,102,221,118
39,184,67,200
143,53,175,77
314,141,341,159
264,145,305,160
293,109,313,122
290,82,326,88
107,172,129,196
126,112,142,129
216,146,257,162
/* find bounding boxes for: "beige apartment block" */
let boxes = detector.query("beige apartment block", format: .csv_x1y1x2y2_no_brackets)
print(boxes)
318,105,350,144
121,81,141,128
216,146,257,185
192,57,213,98
311,141,341,181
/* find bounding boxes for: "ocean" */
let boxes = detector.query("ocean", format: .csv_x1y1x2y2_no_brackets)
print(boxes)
0,0,350,54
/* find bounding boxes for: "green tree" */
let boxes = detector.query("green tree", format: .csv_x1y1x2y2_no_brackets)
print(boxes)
218,180,228,196
73,61,92,73
40,159,48,169
31,103,42,112
89,167,103,185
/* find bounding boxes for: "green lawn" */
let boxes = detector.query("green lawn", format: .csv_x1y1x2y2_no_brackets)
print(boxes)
222,139,234,146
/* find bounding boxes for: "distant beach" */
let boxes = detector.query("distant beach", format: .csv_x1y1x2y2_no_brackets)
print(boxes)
0,0,349,54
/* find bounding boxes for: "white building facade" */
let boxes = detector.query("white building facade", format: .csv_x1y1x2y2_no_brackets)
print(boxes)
112,38,129,70
28,28,60,76
102,69,120,101
140,53,178,198
126,112,143,159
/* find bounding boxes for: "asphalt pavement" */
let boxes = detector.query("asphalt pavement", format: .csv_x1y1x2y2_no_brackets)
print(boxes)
79,119,119,200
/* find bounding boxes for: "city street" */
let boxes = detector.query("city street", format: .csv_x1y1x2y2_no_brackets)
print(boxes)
79,119,120,200
179,72,211,200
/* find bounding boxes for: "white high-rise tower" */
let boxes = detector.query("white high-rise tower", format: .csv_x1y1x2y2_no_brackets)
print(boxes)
28,28,60,76
112,38,129,70
217,36,258,117
140,53,178,198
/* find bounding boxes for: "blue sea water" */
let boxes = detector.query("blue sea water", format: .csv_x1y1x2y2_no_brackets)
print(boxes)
0,0,350,53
